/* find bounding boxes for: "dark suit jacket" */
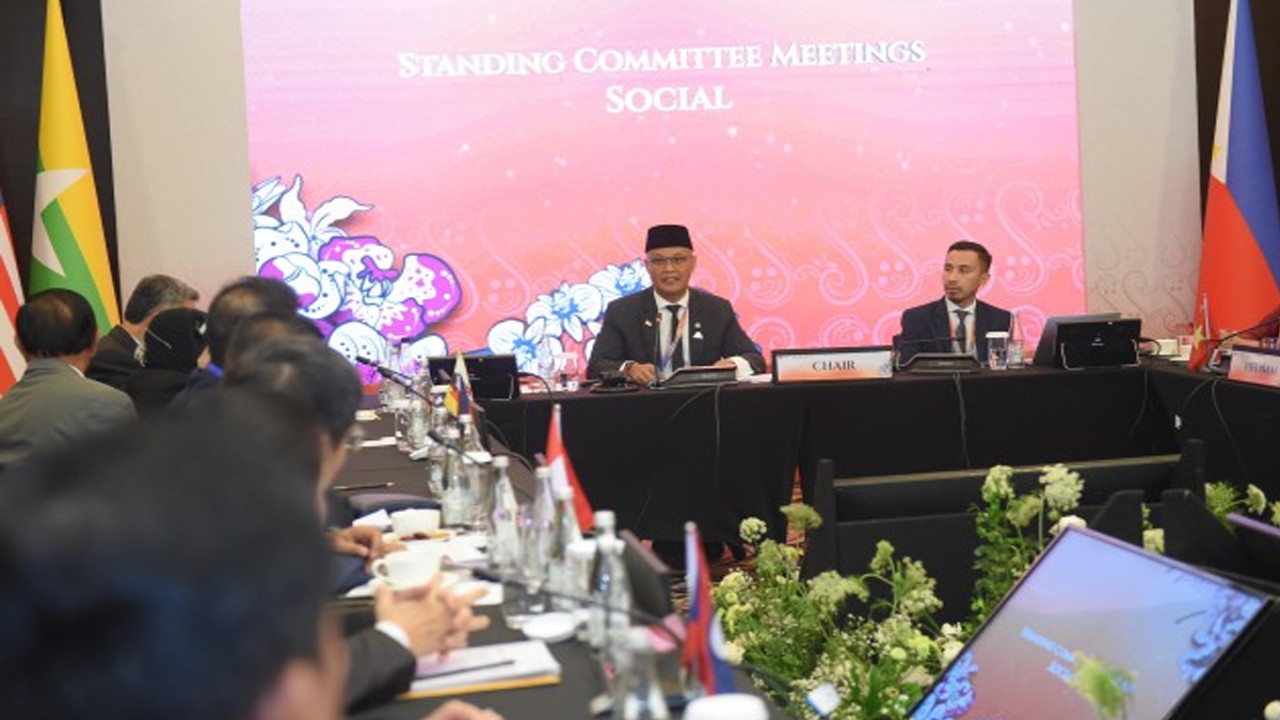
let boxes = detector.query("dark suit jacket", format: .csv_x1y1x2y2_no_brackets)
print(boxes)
86,325,143,390
0,359,135,468
345,627,416,712
897,298,1012,363
587,288,765,378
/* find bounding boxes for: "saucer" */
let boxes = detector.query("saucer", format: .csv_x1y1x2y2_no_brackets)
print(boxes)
520,612,577,644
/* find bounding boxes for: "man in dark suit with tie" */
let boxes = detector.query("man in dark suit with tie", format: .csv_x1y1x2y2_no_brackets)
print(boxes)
897,240,1012,364
87,274,200,390
587,224,765,384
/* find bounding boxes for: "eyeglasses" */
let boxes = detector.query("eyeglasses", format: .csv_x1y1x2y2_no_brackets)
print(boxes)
343,424,366,453
647,254,691,269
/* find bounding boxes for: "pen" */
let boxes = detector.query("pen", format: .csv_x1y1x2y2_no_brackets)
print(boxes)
331,481,393,492
417,658,516,681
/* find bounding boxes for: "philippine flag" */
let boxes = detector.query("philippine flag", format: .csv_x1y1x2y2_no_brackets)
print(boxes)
682,522,735,696
1189,0,1280,370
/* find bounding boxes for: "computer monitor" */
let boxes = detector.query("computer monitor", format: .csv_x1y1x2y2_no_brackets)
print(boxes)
910,526,1271,720
426,353,520,401
1033,312,1122,366
1225,513,1280,584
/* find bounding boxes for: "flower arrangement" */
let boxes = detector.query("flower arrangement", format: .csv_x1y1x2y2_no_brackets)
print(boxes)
969,463,1084,629
715,504,957,720
1203,480,1280,526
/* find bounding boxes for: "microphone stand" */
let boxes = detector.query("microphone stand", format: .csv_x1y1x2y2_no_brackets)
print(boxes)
1205,315,1280,373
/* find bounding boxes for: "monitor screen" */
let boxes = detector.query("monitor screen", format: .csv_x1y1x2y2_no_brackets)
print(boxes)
1226,513,1280,584
1033,312,1122,366
911,527,1270,720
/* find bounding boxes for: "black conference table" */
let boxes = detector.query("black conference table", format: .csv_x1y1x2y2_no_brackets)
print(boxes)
346,360,1280,544
346,608,788,720
480,364,1177,542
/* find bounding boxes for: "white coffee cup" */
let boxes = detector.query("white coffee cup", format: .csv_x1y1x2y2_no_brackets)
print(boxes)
391,508,441,539
370,549,440,589
683,693,769,720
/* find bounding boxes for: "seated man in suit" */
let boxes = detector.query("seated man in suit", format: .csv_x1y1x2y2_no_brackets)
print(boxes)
87,273,199,389
0,289,134,468
221,337,490,714
897,240,1012,364
0,393,499,720
588,224,765,384
172,275,299,404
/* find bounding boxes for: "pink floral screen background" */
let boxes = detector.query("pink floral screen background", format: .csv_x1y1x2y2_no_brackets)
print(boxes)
241,0,1085,376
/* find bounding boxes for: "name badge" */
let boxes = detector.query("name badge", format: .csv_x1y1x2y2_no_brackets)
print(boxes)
772,347,893,383
1227,347,1280,389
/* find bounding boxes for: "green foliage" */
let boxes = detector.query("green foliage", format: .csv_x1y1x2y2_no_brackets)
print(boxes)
969,464,1084,631
715,506,951,720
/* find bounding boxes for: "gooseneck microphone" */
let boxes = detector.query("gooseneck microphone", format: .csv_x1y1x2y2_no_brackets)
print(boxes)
354,355,431,401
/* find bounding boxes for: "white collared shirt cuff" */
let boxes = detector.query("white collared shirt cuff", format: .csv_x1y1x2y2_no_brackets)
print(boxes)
374,620,412,651
729,356,751,379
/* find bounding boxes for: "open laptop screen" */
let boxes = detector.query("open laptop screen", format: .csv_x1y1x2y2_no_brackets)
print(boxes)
910,527,1269,720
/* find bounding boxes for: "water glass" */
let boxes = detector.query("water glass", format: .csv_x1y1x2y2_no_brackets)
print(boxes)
556,353,581,392
502,504,550,628
986,331,1010,370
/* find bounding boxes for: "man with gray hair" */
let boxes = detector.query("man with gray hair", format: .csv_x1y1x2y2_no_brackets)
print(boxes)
88,273,199,388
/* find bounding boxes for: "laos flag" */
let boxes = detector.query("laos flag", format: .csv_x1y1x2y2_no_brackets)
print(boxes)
1190,0,1280,371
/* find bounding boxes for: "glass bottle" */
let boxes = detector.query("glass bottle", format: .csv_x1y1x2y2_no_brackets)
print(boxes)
548,485,583,610
440,426,469,528
487,456,520,572
611,627,670,720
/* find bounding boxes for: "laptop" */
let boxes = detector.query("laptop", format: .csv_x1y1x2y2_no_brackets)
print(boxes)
426,354,520,401
909,526,1270,720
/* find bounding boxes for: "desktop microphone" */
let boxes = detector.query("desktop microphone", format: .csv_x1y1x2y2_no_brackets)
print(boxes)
355,355,432,401
1201,314,1280,372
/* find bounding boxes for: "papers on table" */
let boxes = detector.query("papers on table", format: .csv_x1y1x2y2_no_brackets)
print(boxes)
353,509,392,530
404,640,561,697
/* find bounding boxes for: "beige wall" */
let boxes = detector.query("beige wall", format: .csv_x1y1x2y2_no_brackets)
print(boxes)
101,2,1203,330
1075,0,1202,335
101,0,253,305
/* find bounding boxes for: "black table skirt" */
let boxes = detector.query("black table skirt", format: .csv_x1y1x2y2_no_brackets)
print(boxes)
344,361,1280,544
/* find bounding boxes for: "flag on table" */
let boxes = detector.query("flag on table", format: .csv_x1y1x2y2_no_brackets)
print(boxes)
443,352,470,417
0,190,26,394
1189,0,1280,371
545,403,594,531
29,0,120,335
682,522,735,696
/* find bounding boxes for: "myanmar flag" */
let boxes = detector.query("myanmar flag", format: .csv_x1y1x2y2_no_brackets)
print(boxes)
29,0,119,333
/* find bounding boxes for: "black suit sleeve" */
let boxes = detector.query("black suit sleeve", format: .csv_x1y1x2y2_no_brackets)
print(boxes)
587,301,628,378
344,628,416,712
720,306,766,373
897,306,936,363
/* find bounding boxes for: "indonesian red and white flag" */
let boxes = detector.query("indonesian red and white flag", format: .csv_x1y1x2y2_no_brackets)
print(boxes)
545,402,594,530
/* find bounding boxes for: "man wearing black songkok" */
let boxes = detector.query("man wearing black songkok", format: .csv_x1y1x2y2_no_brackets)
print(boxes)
587,224,764,385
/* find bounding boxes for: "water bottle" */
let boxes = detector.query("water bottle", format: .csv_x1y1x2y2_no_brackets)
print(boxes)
380,342,404,410
487,456,520,572
459,414,492,530
548,485,583,610
611,627,670,720
1008,311,1026,368
588,511,630,651
440,426,469,528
